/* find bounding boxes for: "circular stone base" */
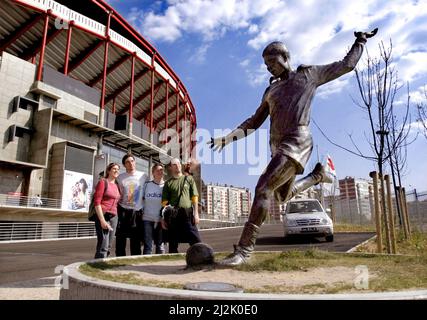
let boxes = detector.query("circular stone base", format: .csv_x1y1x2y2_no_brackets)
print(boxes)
184,282,243,293
60,253,427,300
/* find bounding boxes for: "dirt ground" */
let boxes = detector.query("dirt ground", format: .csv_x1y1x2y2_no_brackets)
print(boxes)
108,260,367,293
0,277,60,300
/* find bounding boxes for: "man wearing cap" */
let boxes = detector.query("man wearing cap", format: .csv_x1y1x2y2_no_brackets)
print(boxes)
209,28,378,266
161,158,201,253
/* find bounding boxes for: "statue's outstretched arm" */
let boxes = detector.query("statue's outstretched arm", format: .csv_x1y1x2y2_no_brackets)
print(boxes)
209,100,269,152
313,28,378,86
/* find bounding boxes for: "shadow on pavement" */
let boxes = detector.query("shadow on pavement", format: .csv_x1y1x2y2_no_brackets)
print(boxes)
256,236,324,246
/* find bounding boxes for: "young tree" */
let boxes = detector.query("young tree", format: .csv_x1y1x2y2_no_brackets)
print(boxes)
386,84,414,226
416,86,427,139
314,40,412,252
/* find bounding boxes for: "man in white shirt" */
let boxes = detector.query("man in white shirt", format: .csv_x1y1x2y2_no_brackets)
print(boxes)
115,154,148,256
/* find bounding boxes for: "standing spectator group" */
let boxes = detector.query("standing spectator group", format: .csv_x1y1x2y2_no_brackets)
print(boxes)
92,154,202,259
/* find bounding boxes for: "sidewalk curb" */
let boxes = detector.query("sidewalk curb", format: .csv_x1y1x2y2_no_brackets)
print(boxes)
346,235,377,253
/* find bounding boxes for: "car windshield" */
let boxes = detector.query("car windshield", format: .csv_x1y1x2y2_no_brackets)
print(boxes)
287,201,323,214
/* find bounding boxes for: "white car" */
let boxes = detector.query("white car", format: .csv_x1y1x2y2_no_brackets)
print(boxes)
282,199,334,242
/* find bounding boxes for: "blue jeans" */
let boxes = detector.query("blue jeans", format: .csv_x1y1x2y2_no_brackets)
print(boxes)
94,214,118,259
142,220,164,255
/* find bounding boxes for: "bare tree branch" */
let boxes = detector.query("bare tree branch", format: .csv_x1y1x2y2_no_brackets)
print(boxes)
416,86,427,139
313,40,416,187
311,118,377,161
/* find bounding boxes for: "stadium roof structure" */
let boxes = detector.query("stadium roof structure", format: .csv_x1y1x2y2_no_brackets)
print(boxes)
0,0,197,152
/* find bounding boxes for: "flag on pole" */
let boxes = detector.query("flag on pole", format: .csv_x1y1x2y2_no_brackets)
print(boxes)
325,154,336,177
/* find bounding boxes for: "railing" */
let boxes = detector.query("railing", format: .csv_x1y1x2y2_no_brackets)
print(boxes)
0,218,248,242
0,222,96,241
0,193,68,210
324,189,427,230
405,189,427,231
199,218,244,229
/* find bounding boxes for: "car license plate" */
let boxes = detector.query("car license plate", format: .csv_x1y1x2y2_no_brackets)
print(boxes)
301,227,318,232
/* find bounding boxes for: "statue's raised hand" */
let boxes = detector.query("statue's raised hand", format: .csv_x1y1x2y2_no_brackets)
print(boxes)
208,136,227,152
354,28,378,40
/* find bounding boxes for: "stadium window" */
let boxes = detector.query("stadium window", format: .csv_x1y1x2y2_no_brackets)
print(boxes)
12,96,39,112
8,125,33,142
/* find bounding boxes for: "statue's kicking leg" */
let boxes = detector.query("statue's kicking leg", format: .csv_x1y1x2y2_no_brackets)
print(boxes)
219,154,297,266
219,161,333,266
275,162,333,203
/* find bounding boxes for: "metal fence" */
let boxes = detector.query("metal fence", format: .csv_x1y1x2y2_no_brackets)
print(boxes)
0,218,249,242
405,190,427,231
0,222,96,242
323,189,427,230
0,193,251,242
0,193,65,209
1,190,425,242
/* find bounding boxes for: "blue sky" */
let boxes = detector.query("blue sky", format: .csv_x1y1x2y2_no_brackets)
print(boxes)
108,0,427,193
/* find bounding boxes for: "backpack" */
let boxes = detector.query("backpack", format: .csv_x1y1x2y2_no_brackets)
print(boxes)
88,179,108,221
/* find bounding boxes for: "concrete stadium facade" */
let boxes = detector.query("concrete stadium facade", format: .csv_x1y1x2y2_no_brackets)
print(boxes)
0,0,197,222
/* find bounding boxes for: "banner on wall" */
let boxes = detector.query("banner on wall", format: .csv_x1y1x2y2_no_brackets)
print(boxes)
61,170,93,211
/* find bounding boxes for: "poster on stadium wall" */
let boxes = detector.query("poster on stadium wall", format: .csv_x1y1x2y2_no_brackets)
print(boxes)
61,170,93,211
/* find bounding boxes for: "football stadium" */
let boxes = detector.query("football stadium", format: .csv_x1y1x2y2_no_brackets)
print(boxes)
0,0,198,235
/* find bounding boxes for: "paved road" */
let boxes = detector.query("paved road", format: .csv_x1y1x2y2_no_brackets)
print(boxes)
0,224,374,286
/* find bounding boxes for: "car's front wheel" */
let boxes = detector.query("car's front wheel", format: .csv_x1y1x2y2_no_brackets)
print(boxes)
325,235,334,242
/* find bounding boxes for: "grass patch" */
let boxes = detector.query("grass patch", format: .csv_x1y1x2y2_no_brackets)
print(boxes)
356,230,427,256
352,230,427,292
84,254,184,269
245,283,327,294
80,265,183,289
334,223,376,233
79,234,427,294
323,283,355,294
236,249,335,272
80,255,185,290
396,230,427,256
235,249,427,293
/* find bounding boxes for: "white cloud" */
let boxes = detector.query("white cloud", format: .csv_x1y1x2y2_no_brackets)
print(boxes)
189,43,211,64
128,0,427,86
127,7,144,27
317,77,350,99
410,86,427,105
239,59,250,67
142,8,182,42
240,63,270,87
248,24,259,34
396,51,427,82
405,119,427,137
396,85,427,106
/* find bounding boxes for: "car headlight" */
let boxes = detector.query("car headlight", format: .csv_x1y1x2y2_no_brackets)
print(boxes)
320,218,329,225
286,219,297,226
